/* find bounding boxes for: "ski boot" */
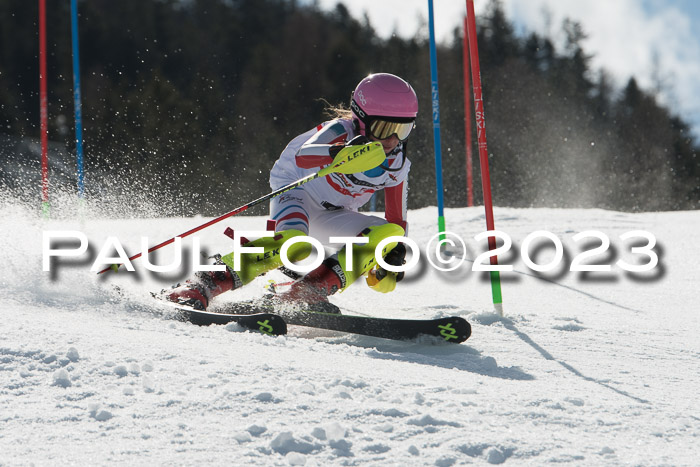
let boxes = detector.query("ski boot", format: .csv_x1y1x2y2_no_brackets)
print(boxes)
166,257,235,310
166,229,311,310
274,223,406,312
275,257,346,313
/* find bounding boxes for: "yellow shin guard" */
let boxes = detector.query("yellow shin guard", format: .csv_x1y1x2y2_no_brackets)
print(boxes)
220,229,311,287
334,223,405,293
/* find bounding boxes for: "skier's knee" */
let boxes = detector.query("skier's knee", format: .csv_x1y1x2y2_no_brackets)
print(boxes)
331,223,406,291
360,222,405,248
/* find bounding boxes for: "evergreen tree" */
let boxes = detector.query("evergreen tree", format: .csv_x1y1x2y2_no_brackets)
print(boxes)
0,0,698,213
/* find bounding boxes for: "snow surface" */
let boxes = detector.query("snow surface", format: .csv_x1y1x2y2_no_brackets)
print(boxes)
1,199,699,465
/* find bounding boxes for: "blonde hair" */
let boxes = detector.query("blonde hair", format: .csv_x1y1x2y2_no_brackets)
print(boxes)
318,98,352,120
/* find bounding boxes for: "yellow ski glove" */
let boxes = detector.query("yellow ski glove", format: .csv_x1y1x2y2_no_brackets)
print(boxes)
366,268,398,293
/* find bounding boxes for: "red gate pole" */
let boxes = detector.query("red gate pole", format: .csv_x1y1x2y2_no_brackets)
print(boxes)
466,0,503,315
463,15,474,207
39,0,49,218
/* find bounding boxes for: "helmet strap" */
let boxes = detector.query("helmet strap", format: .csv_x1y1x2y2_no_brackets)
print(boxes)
352,118,363,136
379,143,407,172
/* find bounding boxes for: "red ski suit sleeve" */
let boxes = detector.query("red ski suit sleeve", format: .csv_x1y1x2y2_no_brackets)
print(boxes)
384,181,408,233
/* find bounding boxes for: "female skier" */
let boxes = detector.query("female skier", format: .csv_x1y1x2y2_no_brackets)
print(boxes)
167,73,418,311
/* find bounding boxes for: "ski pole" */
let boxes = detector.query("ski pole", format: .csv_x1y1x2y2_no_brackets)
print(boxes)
97,142,386,274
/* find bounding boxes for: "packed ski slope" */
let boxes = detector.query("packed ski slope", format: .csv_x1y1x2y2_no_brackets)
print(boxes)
1,198,698,466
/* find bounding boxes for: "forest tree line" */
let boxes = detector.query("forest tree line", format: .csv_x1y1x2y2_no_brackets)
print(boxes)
1,0,698,215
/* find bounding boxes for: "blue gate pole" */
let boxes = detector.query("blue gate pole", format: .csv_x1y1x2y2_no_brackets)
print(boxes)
428,0,446,239
71,0,85,198
369,192,377,212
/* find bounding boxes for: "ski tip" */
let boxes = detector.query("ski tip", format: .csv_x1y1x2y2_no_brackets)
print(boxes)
437,317,471,343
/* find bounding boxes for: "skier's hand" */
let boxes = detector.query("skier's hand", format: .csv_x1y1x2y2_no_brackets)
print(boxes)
366,268,398,293
328,135,371,158
346,134,370,146
380,243,406,283
366,242,407,293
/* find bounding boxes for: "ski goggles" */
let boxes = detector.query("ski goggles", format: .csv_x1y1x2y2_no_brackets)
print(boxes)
368,118,415,141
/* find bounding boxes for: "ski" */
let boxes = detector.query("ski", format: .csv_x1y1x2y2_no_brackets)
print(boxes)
282,310,471,343
200,303,470,343
171,303,287,336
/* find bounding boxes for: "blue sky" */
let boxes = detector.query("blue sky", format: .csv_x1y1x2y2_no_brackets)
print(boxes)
314,0,700,139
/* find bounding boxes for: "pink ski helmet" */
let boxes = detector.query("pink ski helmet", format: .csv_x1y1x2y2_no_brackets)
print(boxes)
350,73,418,141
